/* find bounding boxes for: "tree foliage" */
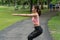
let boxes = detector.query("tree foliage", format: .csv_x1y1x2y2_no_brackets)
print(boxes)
0,0,60,5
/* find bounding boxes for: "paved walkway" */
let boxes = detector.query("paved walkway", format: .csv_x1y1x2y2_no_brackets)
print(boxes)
0,11,57,40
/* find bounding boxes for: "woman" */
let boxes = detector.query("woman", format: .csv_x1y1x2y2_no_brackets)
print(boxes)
12,5,43,40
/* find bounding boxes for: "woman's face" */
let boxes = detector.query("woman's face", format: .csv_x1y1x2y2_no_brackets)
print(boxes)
32,6,37,13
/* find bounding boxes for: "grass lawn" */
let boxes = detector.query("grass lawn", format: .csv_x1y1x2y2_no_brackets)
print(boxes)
41,8,49,13
0,6,29,31
48,12,60,40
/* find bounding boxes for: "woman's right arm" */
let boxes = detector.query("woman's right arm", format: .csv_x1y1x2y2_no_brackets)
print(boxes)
12,14,37,17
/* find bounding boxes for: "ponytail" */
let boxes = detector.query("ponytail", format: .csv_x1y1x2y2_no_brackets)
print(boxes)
38,9,41,16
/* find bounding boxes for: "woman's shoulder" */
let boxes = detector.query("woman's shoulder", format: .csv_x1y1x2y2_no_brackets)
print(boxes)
32,13,39,17
35,13,38,15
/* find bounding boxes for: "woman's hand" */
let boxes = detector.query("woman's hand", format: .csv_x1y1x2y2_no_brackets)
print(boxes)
12,14,19,16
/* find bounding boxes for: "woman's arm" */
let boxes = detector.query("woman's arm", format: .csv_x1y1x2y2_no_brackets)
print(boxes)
12,14,37,17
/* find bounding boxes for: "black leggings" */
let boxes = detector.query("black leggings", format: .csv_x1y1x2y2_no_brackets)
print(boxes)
27,26,43,40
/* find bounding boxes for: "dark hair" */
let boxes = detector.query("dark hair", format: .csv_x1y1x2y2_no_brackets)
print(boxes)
33,5,41,16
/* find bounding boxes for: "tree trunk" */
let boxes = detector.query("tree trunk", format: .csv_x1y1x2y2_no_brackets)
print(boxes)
14,0,18,10
1,0,4,5
30,0,33,12
47,0,50,9
37,0,39,5
40,0,43,9
8,0,10,6
14,0,16,6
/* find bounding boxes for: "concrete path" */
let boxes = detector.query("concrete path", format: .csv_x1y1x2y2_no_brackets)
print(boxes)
0,11,57,40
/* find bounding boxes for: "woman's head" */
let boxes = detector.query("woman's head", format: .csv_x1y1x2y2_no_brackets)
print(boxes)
32,5,41,16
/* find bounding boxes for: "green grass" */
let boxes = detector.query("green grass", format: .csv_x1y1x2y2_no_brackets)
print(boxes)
41,8,49,14
48,12,60,40
0,6,29,31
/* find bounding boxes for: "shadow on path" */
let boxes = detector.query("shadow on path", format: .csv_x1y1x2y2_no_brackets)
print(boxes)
0,11,57,40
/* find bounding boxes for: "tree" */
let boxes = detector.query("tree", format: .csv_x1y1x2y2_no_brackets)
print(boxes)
30,0,33,12
8,0,10,6
47,0,52,8
33,0,37,5
40,0,43,9
1,0,4,5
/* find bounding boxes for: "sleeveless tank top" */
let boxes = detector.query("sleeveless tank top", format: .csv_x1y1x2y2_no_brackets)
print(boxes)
32,14,40,25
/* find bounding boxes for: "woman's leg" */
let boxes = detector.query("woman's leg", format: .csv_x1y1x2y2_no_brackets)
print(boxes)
27,26,43,40
28,30,36,40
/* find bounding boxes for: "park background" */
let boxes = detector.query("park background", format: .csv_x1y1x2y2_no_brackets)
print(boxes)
0,0,60,40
